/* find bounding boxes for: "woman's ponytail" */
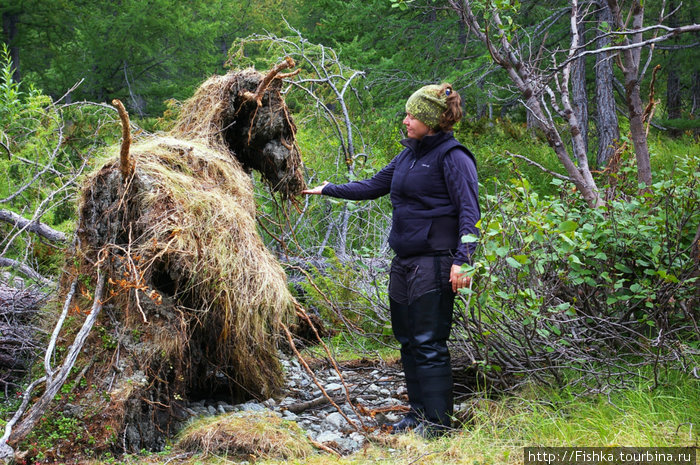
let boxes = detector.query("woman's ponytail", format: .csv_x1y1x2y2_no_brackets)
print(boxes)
438,83,463,132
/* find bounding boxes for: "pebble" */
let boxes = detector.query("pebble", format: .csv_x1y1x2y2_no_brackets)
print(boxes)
183,354,407,455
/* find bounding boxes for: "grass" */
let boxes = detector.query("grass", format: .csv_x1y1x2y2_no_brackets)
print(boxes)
177,411,314,460
68,365,698,465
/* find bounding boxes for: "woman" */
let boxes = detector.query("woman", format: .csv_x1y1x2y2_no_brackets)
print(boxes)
303,83,480,437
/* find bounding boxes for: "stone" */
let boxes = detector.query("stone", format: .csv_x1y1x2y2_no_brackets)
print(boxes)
237,402,266,412
324,412,347,429
324,383,344,392
315,431,342,443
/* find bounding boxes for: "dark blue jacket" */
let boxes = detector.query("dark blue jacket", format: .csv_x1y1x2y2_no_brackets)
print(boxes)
323,131,480,265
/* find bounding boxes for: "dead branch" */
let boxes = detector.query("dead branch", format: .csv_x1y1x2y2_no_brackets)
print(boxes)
0,257,53,288
241,56,296,106
643,64,662,125
0,375,47,460
0,209,67,243
44,278,78,378
507,151,574,183
293,302,367,431
7,270,106,446
111,99,133,181
283,394,344,414
553,23,700,73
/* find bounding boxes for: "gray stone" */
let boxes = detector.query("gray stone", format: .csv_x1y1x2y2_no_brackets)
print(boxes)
315,431,342,443
324,412,347,429
237,402,266,412
324,382,344,392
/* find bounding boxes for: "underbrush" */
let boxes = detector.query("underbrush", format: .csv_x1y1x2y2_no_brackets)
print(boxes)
73,366,698,465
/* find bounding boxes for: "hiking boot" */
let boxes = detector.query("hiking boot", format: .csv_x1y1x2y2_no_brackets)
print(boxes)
390,412,421,433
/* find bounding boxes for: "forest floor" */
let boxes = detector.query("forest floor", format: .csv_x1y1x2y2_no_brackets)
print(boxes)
75,354,699,465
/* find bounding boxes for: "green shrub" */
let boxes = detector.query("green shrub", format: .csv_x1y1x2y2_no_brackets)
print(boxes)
455,154,700,392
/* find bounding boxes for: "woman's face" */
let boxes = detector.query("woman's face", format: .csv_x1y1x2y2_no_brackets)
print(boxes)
403,113,433,140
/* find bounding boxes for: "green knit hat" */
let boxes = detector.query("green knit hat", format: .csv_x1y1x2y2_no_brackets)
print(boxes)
405,84,447,129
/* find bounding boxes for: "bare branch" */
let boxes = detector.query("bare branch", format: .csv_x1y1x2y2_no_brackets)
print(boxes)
507,151,573,182
0,257,53,287
8,271,106,445
553,23,700,72
52,78,85,106
0,209,67,243
0,375,47,460
44,278,78,378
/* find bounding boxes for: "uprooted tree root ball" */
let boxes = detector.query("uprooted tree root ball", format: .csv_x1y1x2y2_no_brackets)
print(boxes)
36,63,307,456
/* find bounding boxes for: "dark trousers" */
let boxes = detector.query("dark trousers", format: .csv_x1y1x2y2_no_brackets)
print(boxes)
389,254,455,427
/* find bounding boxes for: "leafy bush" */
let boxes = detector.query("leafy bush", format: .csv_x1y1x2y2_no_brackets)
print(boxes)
455,154,700,392
1,46,122,280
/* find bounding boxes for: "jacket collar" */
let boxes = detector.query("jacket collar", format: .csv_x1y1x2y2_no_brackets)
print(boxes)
400,131,453,158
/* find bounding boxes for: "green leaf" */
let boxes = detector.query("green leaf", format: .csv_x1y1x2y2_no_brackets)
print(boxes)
536,328,550,337
462,234,479,243
558,220,579,232
506,257,521,268
496,246,509,257
614,263,633,274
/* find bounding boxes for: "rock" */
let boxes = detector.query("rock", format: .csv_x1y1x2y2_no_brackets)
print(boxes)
324,412,347,429
349,432,366,446
324,383,344,393
315,431,343,443
237,402,266,412
335,436,361,454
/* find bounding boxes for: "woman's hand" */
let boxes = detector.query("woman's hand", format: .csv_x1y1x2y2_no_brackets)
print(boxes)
302,181,329,195
449,264,471,292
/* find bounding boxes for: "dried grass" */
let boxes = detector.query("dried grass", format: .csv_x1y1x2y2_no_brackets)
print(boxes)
176,411,313,460
170,74,233,150
87,135,294,394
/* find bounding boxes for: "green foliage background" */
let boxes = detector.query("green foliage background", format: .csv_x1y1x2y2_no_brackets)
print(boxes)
1,2,699,460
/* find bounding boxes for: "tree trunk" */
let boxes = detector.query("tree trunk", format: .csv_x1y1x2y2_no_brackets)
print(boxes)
572,8,588,155
449,0,603,207
607,0,652,186
693,71,700,118
595,0,620,167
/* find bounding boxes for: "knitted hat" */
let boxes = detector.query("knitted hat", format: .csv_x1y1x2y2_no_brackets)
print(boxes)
405,84,448,129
